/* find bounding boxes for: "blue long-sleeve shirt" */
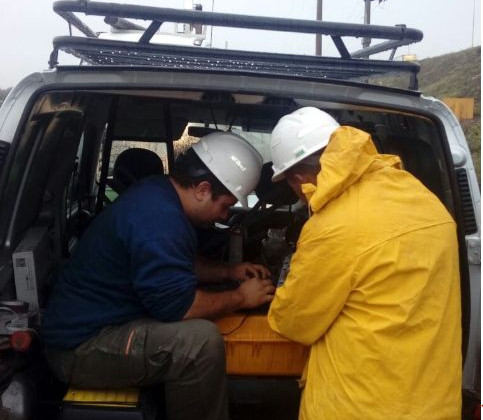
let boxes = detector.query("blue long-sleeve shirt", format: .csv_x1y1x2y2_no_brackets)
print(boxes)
42,175,197,349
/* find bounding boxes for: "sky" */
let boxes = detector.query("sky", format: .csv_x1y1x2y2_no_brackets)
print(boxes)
0,0,481,88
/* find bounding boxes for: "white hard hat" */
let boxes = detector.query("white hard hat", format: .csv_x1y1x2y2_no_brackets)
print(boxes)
192,132,263,209
270,107,340,182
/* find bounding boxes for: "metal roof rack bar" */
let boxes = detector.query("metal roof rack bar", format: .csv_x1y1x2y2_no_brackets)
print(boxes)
50,36,420,89
50,0,423,89
56,10,97,38
139,20,163,44
104,16,145,31
53,0,423,60
352,34,414,59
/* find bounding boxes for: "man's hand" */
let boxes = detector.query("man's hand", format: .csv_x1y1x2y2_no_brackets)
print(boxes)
228,262,271,282
237,277,275,308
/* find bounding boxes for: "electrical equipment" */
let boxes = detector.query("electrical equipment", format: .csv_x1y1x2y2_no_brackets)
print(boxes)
12,227,51,309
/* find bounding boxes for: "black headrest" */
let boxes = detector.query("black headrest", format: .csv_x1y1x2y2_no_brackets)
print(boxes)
255,162,298,206
112,148,163,193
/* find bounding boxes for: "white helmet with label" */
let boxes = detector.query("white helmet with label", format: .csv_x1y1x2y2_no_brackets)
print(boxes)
192,132,263,209
270,107,340,182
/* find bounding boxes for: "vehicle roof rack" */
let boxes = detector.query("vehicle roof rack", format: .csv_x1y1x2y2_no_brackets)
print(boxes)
50,0,423,90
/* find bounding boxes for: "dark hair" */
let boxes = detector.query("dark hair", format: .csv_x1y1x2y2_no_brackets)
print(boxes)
170,148,232,200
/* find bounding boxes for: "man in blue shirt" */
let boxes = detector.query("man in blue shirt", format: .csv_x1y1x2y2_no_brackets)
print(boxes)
43,132,274,420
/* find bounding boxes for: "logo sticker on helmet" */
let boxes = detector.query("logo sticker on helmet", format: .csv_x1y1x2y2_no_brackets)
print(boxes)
231,155,247,172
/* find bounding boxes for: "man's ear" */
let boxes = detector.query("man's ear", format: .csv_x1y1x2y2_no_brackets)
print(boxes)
193,181,212,202
290,172,308,187
294,172,306,184
286,171,311,194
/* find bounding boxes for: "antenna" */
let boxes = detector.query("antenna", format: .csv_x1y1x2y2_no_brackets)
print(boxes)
472,0,476,47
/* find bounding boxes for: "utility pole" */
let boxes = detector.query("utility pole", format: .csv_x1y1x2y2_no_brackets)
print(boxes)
362,0,387,49
315,0,323,55
210,0,215,47
362,0,372,49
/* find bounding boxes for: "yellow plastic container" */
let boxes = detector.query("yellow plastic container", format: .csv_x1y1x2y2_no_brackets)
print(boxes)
215,314,308,376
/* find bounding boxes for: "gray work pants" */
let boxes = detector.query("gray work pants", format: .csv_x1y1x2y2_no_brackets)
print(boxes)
45,318,229,420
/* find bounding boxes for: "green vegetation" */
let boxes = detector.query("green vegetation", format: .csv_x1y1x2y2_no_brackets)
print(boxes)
418,46,481,183
461,117,481,183
0,88,11,107
419,47,481,111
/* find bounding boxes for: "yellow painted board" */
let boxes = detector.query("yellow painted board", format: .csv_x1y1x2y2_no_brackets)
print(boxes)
443,97,475,120
63,387,140,407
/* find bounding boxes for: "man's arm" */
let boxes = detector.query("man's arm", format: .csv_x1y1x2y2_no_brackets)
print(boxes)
194,256,229,282
268,227,353,346
183,277,275,319
195,255,271,283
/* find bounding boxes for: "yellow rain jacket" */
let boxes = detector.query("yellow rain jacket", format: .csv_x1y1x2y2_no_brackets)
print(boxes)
268,126,462,420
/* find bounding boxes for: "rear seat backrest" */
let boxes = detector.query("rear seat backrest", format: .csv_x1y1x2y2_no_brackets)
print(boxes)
111,148,164,194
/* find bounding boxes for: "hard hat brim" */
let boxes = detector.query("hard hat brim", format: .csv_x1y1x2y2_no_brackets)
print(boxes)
239,196,249,209
271,170,285,183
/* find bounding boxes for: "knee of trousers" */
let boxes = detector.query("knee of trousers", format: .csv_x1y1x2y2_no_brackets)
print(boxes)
190,319,225,360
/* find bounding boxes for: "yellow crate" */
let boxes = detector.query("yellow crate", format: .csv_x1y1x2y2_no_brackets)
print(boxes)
215,314,308,376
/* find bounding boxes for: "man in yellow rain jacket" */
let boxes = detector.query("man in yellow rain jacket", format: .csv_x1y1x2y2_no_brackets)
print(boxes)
267,107,462,419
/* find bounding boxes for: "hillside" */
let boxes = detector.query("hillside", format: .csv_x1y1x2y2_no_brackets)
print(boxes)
419,46,481,108
418,46,481,181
